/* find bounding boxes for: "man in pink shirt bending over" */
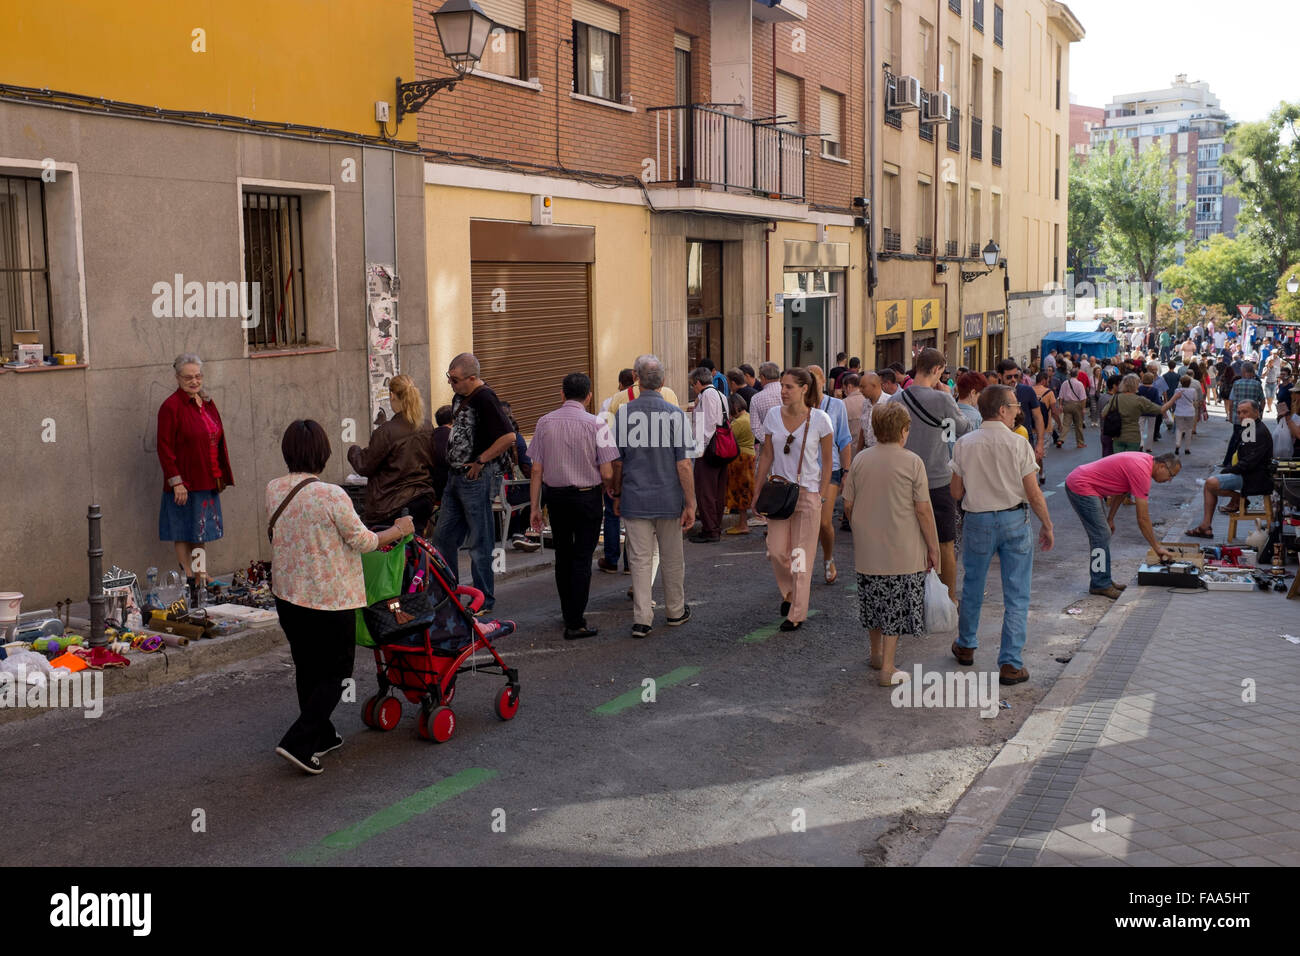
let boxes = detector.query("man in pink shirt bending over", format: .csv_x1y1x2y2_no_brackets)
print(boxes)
1064,452,1181,599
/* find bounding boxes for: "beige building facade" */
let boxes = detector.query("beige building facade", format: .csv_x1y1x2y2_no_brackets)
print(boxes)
868,0,1082,372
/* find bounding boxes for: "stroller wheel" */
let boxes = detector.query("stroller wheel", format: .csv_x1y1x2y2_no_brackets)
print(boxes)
419,705,456,743
362,695,381,730
494,684,520,721
373,696,402,732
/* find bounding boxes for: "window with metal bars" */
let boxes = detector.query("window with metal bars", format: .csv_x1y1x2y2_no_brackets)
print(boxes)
0,175,53,357
885,74,903,129
242,192,308,350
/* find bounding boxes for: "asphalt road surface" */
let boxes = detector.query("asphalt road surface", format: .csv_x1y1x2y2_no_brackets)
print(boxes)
2,409,1233,865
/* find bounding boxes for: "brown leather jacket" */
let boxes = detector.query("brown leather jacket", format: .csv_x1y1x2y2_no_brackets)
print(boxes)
347,417,435,524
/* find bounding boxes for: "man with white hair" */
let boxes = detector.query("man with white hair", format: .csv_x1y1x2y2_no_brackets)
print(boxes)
611,355,695,638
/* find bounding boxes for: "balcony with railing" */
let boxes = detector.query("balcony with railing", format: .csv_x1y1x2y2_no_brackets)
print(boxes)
994,4,1004,45
992,124,1002,166
945,240,959,257
971,115,982,160
883,229,902,253
917,237,934,255
647,103,809,202
947,106,961,152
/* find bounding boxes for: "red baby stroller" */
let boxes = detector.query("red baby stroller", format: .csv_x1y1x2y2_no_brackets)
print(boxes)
360,535,519,742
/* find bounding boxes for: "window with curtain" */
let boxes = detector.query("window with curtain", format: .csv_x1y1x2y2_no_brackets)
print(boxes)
572,0,621,102
0,176,52,356
475,0,526,78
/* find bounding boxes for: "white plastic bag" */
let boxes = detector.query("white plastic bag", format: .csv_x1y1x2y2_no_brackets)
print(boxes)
924,570,958,633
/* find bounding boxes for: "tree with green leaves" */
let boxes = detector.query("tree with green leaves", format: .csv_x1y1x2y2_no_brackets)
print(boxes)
1082,141,1188,329
1222,102,1300,277
1067,153,1103,280
1270,264,1300,323
1157,234,1275,317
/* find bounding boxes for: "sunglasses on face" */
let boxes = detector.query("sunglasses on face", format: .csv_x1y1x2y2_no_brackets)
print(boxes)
446,373,464,385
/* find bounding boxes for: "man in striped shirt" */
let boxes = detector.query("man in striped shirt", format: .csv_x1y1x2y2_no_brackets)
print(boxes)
528,372,619,640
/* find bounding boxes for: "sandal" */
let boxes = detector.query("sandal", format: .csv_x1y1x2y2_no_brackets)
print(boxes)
724,525,750,535
1185,527,1214,539
879,669,909,687
824,558,838,584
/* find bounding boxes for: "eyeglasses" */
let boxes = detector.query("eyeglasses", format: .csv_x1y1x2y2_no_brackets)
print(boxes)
179,374,203,383
1003,402,1020,409
446,373,463,385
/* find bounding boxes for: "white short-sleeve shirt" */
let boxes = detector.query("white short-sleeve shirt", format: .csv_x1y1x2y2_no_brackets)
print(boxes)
764,407,834,494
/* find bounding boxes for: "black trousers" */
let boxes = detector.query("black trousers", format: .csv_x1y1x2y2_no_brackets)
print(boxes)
542,486,603,629
275,598,356,757
694,457,729,537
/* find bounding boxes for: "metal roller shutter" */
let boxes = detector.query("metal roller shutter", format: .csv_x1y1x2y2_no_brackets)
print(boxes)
470,262,592,434
475,0,526,31
775,72,801,127
572,0,621,34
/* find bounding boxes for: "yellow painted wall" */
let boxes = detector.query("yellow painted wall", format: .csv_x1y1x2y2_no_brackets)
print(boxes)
423,183,652,414
1,0,414,135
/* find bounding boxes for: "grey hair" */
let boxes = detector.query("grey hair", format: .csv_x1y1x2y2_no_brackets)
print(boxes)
634,353,664,391
758,361,781,382
1153,452,1180,469
173,353,202,374
449,352,480,377
1242,362,1256,377
1238,398,1261,415
689,366,713,387
1120,373,1140,393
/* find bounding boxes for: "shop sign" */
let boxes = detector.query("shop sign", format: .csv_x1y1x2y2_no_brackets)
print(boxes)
875,299,906,336
963,312,984,340
912,298,941,332
987,310,1006,334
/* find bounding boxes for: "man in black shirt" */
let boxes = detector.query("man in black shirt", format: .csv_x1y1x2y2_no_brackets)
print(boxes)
433,352,516,612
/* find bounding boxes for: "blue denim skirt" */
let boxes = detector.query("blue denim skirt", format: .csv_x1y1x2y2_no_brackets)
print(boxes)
159,490,224,542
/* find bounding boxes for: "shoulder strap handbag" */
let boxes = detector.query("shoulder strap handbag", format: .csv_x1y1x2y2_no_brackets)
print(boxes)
703,386,740,465
899,387,945,430
754,412,811,520
267,476,318,543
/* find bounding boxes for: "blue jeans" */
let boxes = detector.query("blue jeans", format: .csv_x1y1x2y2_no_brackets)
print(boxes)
957,508,1034,670
433,463,499,608
1066,488,1112,590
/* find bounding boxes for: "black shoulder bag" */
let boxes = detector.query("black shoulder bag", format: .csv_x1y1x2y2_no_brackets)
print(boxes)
755,414,811,520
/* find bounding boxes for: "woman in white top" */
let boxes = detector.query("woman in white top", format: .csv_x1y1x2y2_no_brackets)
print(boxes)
1170,375,1199,456
751,368,834,631
1273,397,1300,459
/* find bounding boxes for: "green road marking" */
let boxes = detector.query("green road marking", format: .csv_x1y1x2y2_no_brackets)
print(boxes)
843,582,858,592
740,608,820,644
288,767,497,864
592,665,701,715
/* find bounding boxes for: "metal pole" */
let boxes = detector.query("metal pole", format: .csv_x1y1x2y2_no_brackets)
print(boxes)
87,504,106,648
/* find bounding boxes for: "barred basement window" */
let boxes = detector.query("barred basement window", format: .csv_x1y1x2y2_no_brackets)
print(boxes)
243,192,308,350
0,175,53,357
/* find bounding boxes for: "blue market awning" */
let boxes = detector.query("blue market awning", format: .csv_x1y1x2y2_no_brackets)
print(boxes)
1040,329,1120,359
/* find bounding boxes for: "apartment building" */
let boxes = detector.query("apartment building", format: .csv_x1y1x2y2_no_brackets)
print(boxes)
1068,99,1104,157
870,0,1080,372
0,0,428,606
1090,75,1239,255
412,0,865,426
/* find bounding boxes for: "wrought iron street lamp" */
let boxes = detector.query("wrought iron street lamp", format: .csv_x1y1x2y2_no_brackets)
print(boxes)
961,239,1003,283
396,0,492,122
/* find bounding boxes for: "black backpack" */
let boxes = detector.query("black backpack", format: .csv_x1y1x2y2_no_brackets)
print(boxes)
1102,395,1123,438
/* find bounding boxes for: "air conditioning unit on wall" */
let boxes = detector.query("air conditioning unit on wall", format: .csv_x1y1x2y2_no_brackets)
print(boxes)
888,75,922,111
923,90,952,123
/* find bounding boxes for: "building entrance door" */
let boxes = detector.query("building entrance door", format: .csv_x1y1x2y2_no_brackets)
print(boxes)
687,239,723,370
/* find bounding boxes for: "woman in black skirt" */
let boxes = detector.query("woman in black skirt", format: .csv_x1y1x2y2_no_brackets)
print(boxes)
841,401,940,686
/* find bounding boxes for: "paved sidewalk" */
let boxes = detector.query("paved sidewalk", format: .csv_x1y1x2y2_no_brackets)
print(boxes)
967,507,1300,867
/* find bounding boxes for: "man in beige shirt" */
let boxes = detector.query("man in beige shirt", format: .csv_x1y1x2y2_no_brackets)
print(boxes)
949,384,1054,686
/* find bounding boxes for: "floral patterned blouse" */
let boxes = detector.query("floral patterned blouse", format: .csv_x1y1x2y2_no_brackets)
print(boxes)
266,474,380,610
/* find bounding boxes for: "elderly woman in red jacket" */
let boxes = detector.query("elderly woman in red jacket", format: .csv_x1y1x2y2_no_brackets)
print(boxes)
157,353,234,594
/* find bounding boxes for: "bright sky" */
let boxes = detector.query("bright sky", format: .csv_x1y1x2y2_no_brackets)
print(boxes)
1066,0,1290,124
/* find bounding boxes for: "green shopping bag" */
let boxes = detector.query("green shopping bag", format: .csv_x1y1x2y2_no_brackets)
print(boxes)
355,535,411,647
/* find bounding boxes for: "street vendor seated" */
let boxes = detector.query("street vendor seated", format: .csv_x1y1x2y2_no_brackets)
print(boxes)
1186,400,1273,539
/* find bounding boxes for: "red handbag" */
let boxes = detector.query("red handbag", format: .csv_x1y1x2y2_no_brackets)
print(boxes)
702,388,739,465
